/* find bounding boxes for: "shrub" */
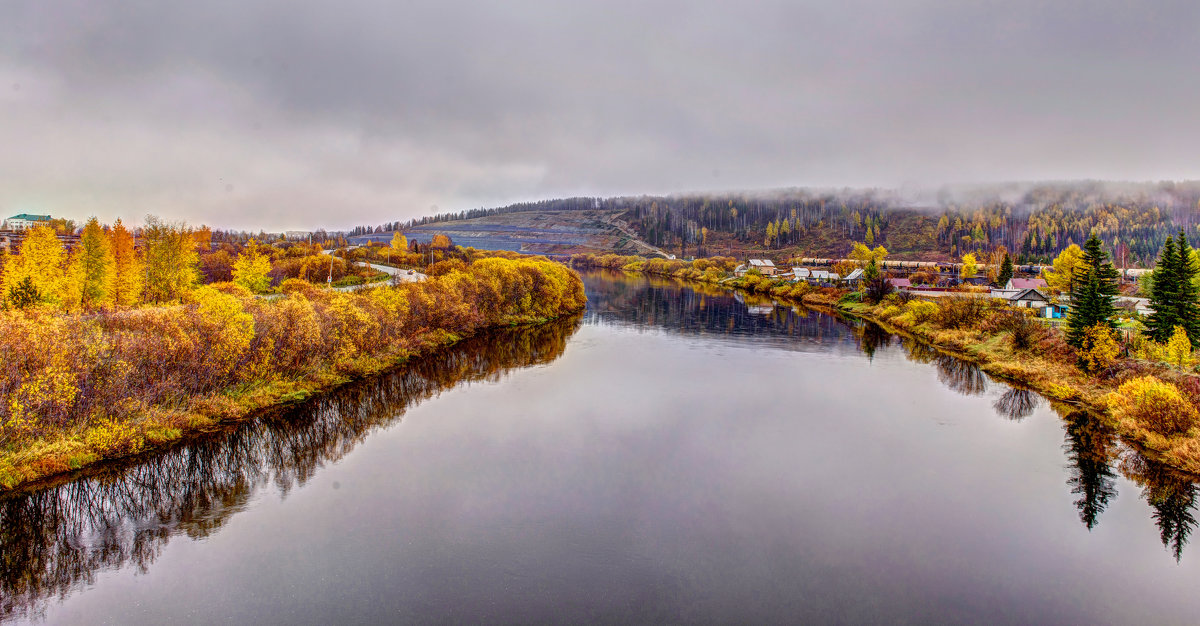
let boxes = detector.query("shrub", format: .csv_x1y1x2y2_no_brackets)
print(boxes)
877,304,903,319
904,300,939,324
279,278,318,296
1078,323,1121,374
936,297,989,330
1108,376,1200,437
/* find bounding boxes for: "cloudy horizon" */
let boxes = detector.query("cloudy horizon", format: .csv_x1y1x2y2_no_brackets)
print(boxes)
3,1,1198,231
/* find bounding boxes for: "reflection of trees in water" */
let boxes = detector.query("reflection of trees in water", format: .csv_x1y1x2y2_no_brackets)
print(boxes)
899,336,939,364
0,315,580,622
935,356,988,396
993,388,1040,421
857,322,892,361
582,272,857,345
583,273,1200,562
1060,409,1119,530
1120,454,1199,562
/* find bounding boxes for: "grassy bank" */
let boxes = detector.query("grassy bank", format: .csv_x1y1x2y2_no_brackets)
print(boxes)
0,257,585,491
575,253,1200,476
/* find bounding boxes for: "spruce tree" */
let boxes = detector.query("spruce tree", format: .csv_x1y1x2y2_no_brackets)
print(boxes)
1173,231,1200,347
1146,235,1180,342
1067,234,1119,348
998,252,1013,287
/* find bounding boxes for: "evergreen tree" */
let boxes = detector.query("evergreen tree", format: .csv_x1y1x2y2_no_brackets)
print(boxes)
1146,235,1180,342
1066,234,1119,348
1173,231,1200,347
998,252,1013,286
863,258,879,281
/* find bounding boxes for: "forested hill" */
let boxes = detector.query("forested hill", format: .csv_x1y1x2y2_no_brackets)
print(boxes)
389,181,1200,266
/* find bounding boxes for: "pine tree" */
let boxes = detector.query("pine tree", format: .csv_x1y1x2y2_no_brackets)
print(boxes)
1172,231,1200,347
1146,235,1180,342
998,252,1013,287
1067,234,1120,348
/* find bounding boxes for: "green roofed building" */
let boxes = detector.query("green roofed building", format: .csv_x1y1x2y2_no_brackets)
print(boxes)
6,214,52,230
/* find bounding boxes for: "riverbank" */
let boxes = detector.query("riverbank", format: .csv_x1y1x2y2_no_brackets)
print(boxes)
572,254,1200,476
0,257,586,491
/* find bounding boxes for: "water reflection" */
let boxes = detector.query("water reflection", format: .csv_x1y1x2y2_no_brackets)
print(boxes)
0,315,580,622
582,271,859,351
994,388,1041,421
1061,409,1119,530
586,273,1200,559
1121,454,1199,562
934,356,988,396
857,321,892,361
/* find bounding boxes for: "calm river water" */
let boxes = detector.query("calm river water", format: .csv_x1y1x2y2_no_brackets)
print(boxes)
3,271,1200,624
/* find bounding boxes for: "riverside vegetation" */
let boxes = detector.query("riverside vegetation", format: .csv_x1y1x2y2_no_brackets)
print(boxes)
573,233,1200,477
0,219,585,490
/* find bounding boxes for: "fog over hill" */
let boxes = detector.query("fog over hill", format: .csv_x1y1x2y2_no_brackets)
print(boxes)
2,2,1198,230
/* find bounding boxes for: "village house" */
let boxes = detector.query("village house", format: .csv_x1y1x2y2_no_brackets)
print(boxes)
842,268,865,286
1005,277,1048,291
809,269,840,283
791,267,811,281
1000,288,1051,309
887,277,912,289
748,259,777,276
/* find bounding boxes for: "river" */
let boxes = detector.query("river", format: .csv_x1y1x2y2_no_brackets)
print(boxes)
3,271,1199,624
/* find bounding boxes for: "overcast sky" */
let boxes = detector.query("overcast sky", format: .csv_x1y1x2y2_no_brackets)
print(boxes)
2,1,1198,231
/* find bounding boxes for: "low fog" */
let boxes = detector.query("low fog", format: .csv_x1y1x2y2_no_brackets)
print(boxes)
2,1,1198,230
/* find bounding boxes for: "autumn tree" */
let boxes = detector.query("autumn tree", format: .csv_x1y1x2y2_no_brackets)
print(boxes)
849,243,888,265
1166,326,1194,370
232,239,273,293
1,224,69,308
1066,234,1119,348
109,219,143,306
431,234,452,249
141,216,199,303
960,253,978,279
391,232,408,253
1043,244,1084,294
76,217,116,309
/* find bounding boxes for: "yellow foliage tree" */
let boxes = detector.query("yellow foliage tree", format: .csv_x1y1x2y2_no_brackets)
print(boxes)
1042,243,1083,294
232,239,273,294
76,217,116,309
1079,323,1121,373
849,243,888,265
1,224,69,308
960,253,978,279
142,216,199,303
109,219,143,306
1166,326,1194,371
391,232,408,253
431,234,452,249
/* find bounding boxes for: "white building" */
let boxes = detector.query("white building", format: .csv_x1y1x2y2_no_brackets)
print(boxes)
6,214,51,231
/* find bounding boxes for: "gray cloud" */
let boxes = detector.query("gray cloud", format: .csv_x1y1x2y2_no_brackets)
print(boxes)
2,0,1198,230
